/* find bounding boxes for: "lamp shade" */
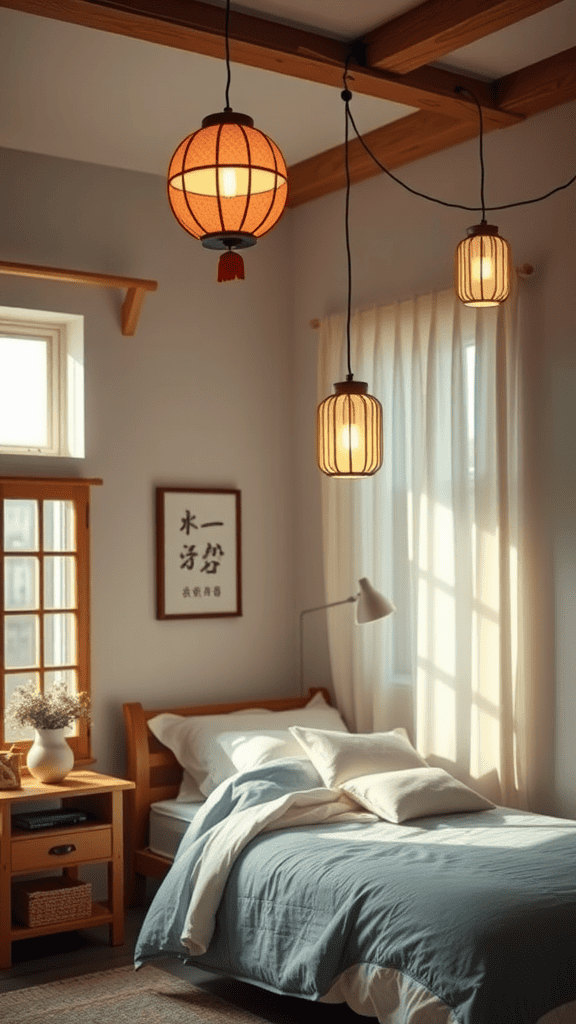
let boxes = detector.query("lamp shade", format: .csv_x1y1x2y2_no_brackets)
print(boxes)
455,222,512,306
356,577,396,623
317,380,383,478
167,111,288,251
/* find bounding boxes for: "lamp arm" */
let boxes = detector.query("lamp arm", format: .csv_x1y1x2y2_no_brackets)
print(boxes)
299,596,356,695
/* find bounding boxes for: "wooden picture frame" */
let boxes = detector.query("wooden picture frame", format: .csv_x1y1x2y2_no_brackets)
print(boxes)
156,487,242,620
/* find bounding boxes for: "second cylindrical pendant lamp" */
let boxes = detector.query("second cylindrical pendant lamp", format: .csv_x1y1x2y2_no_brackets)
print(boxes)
454,88,511,307
317,75,383,478
167,0,287,281
455,220,512,306
317,381,382,477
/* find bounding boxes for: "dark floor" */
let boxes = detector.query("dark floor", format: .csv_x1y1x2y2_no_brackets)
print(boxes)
0,901,359,1023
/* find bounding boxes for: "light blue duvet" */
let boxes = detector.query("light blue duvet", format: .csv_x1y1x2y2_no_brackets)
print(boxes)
135,760,576,1024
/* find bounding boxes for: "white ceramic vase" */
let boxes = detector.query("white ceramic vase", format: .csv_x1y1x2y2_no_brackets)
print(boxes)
26,728,74,783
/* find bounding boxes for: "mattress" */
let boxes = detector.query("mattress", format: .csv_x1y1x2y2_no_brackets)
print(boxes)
148,799,204,859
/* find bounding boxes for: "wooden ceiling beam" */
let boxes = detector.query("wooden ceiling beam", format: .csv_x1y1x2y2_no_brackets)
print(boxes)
497,45,576,115
0,0,518,124
286,45,576,207
362,0,565,75
286,110,484,208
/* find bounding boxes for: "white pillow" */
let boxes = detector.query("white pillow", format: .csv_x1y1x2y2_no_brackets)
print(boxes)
289,726,427,788
341,767,495,823
148,693,348,797
176,770,205,803
218,729,309,774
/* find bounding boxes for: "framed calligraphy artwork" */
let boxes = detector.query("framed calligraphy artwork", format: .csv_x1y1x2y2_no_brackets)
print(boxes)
156,487,242,619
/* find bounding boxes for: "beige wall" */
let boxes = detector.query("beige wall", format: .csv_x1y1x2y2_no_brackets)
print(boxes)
0,147,297,779
0,102,574,819
291,102,576,818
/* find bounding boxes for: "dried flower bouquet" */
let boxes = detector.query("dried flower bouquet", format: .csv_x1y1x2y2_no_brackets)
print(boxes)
6,681,91,732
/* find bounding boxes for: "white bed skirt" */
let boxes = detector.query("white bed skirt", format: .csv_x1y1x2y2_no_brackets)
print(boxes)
320,963,576,1024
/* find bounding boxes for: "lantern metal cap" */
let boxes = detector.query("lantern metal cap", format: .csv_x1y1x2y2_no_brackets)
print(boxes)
333,380,369,396
201,110,255,129
467,222,501,237
201,232,258,251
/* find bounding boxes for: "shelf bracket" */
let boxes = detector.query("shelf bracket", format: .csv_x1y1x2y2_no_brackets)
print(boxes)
0,260,158,336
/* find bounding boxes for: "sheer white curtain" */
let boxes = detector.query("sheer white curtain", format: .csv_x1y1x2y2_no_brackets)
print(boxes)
318,283,528,806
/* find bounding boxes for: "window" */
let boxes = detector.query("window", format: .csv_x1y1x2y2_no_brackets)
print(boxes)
1,477,101,764
0,306,84,458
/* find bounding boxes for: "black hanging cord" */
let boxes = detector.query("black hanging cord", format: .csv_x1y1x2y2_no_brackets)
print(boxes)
343,56,354,380
224,0,232,111
456,86,486,220
344,83,575,214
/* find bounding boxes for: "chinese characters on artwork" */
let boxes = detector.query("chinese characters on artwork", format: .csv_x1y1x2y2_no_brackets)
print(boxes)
157,488,241,618
179,510,225,596
183,586,222,599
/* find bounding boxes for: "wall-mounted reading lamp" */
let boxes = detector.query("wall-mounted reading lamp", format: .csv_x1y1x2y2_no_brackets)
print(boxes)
299,577,396,694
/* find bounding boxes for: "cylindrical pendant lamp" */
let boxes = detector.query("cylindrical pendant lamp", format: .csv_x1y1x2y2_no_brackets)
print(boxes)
317,380,383,478
455,221,512,306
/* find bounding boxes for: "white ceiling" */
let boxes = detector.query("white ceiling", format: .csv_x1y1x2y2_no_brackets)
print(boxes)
0,1,573,176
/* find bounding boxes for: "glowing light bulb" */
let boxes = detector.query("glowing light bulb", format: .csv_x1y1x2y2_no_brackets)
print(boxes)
340,424,361,452
219,167,239,198
472,255,494,284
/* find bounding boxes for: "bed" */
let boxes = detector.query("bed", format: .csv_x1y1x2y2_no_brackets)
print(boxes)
123,691,576,1024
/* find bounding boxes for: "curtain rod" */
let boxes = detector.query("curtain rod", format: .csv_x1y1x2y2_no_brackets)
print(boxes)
309,263,534,328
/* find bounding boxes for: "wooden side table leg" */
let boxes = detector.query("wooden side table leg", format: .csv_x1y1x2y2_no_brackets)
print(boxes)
109,789,125,946
0,804,12,969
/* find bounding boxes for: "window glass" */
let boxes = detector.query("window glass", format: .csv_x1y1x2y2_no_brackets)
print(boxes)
0,307,84,458
3,499,39,551
4,673,40,743
5,614,40,669
0,335,49,448
4,556,40,611
44,556,77,609
44,500,76,552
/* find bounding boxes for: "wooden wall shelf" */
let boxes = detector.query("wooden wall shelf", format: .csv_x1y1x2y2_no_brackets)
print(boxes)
0,260,158,336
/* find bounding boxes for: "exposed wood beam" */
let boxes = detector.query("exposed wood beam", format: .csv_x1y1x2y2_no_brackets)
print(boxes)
497,46,576,116
0,0,519,125
0,260,157,335
363,0,564,75
287,110,483,208
287,46,576,207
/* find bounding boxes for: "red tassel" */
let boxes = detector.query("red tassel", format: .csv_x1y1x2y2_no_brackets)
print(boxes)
218,251,245,282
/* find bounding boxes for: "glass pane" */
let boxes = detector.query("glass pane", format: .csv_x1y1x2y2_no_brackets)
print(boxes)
44,500,76,552
44,612,77,667
45,670,80,735
3,499,39,551
4,615,40,669
0,335,49,447
4,556,39,610
4,672,40,742
44,556,77,609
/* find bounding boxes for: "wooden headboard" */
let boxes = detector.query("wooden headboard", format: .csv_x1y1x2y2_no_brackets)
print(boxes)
122,688,331,901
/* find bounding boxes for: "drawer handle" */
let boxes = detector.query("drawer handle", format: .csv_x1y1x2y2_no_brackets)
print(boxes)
49,844,76,856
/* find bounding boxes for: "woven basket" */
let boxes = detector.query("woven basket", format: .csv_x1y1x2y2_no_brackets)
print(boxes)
12,877,92,928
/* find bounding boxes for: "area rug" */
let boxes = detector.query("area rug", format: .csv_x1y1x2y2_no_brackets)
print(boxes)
0,964,269,1024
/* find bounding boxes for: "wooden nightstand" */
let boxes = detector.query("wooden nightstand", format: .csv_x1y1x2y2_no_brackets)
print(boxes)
0,769,135,969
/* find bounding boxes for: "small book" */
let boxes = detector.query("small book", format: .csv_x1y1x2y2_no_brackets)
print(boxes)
12,808,90,831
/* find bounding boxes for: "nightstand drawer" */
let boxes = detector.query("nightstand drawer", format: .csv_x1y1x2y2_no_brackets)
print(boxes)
11,827,112,872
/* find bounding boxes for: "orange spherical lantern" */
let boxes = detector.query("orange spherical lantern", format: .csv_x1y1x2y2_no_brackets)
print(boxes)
167,110,288,281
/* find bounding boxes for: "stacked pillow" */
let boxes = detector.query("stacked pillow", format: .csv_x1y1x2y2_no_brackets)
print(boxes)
289,726,495,823
148,692,348,799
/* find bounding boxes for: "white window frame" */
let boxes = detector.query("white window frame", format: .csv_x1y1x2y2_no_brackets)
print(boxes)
0,306,84,458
